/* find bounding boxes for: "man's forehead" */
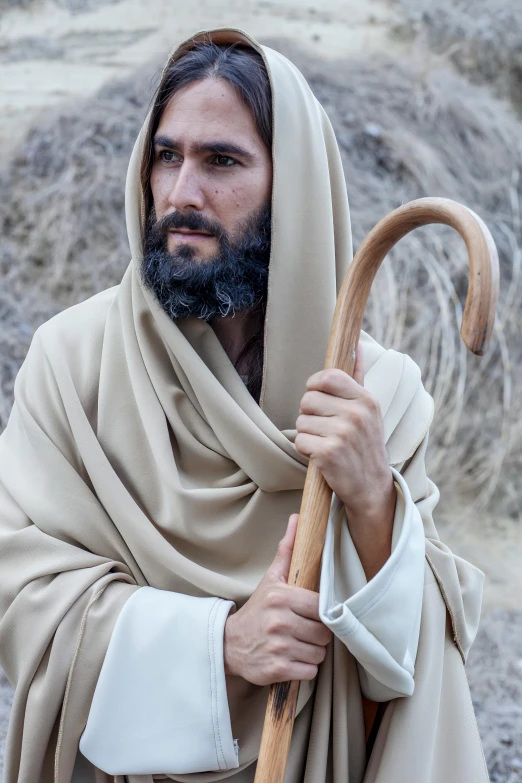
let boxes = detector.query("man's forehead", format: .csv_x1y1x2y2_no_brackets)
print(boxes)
154,78,262,150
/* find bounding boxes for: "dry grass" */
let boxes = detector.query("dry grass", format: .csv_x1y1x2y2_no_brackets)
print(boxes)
466,610,522,782
1,50,521,517
0,0,31,7
0,67,157,421
393,0,522,109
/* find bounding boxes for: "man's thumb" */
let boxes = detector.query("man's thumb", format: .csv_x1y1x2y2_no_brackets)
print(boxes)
268,514,299,583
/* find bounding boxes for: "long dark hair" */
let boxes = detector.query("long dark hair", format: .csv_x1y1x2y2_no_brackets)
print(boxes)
141,41,273,403
140,41,272,221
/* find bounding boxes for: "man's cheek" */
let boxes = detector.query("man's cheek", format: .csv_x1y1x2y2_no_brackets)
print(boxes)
151,174,176,218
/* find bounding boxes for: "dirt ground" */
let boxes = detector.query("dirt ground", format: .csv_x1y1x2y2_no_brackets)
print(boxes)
0,0,521,780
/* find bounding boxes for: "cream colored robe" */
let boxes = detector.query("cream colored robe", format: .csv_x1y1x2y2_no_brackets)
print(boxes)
0,27,488,783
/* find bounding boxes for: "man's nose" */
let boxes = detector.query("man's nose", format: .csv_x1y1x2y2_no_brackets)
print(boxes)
167,162,205,212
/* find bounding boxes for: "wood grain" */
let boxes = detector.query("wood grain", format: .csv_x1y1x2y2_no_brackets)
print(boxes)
253,197,499,783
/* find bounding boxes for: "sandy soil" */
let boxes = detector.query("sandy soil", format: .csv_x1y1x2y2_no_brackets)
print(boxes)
438,513,522,614
0,0,521,779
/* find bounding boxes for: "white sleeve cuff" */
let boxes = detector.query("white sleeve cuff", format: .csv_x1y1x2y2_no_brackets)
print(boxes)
79,587,239,776
319,467,425,701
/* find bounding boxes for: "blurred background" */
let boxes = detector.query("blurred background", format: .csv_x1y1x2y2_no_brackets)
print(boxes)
0,0,521,780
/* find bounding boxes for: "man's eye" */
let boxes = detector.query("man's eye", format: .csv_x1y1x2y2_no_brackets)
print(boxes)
214,155,236,167
160,150,179,163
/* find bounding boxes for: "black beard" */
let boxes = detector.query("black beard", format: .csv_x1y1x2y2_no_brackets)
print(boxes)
140,206,271,323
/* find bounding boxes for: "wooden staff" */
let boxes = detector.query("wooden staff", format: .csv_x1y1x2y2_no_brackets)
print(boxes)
253,197,499,783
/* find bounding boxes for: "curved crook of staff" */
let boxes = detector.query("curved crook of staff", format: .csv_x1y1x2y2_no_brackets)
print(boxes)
253,197,500,783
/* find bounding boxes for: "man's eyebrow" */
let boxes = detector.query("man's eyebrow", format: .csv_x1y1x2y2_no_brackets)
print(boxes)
153,135,255,162
193,141,255,161
153,135,177,149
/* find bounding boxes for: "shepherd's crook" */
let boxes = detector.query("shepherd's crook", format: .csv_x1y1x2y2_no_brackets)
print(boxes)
253,197,499,783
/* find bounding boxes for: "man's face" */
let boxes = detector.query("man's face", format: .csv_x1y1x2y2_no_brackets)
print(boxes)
150,77,273,260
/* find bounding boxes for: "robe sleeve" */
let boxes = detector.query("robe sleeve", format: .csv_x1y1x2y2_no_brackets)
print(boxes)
319,433,484,702
319,467,425,702
79,587,239,776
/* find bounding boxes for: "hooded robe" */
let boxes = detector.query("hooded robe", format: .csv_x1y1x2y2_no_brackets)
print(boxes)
0,27,489,783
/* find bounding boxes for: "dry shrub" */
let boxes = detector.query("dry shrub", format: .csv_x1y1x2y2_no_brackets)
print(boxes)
289,48,522,518
393,0,522,108
0,0,118,12
0,66,158,423
0,50,521,517
0,0,32,7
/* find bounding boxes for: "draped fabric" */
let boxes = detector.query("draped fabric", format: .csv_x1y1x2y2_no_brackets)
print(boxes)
0,27,488,783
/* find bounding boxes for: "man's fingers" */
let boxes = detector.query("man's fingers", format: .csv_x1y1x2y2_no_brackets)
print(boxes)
287,585,322,621
267,514,299,583
271,662,319,684
299,390,340,417
303,370,364,402
293,615,333,646
296,412,343,437
290,640,329,666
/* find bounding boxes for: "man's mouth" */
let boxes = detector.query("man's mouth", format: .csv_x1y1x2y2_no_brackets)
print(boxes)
169,229,214,243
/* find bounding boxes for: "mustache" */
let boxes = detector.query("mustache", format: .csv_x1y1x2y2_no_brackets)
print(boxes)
149,210,227,242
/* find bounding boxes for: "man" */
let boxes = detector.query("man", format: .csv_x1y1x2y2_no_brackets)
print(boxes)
0,28,488,783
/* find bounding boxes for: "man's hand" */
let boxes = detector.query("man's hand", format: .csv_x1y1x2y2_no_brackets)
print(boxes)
224,514,332,686
295,344,396,580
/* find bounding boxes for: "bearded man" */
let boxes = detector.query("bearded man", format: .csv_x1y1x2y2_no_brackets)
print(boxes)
0,28,488,783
